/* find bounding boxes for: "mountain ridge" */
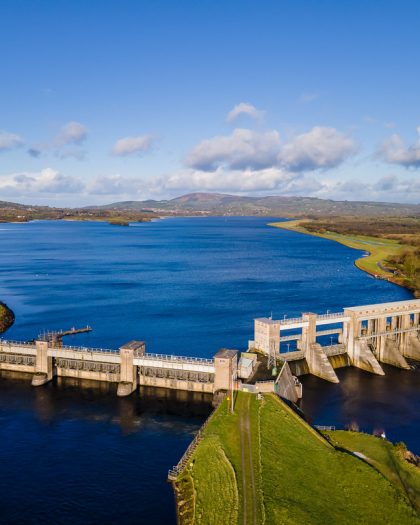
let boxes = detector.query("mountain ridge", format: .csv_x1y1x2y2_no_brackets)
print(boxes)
91,192,420,217
1,193,419,218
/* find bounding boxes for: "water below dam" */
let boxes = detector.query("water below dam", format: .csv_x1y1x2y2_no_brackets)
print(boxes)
0,217,417,524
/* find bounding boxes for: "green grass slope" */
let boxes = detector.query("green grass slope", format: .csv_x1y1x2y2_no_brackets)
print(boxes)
326,430,420,513
175,393,419,525
261,395,419,525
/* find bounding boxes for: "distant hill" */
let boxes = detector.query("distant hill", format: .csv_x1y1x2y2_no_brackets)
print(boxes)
0,200,33,209
1,193,419,218
94,192,420,217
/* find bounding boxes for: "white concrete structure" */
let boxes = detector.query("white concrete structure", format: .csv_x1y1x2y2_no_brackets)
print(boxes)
0,339,231,397
250,299,420,383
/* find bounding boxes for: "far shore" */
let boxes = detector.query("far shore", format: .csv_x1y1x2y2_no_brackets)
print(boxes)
269,220,416,297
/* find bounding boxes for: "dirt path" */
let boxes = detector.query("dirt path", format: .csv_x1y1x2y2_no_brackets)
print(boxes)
239,395,257,525
240,408,247,525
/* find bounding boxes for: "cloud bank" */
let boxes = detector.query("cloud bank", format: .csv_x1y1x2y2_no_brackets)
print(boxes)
187,126,357,172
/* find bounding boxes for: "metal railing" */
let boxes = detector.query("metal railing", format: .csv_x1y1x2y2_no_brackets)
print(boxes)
0,339,36,348
317,312,345,321
142,352,213,365
60,345,118,354
168,393,226,481
279,317,304,326
359,326,420,340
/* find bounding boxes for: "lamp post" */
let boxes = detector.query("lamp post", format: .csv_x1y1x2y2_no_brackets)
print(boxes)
230,368,236,414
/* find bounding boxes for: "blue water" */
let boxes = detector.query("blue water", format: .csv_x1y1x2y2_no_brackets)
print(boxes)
0,217,411,353
0,217,417,524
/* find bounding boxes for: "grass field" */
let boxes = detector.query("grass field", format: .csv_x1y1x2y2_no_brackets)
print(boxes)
174,392,420,525
325,430,420,513
270,220,404,280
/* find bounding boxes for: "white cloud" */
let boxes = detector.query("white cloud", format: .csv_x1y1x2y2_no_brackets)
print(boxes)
1,165,418,205
226,102,265,123
0,168,84,195
26,121,88,159
186,126,356,173
164,166,325,196
0,131,24,151
55,121,88,146
87,175,142,195
379,127,420,168
186,128,281,171
111,135,154,156
279,127,357,171
316,174,420,203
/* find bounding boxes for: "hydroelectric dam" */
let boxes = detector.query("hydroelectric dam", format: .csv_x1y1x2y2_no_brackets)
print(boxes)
0,299,419,400
251,298,420,383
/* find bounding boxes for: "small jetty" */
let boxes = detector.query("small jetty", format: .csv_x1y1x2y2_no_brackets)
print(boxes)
38,326,92,346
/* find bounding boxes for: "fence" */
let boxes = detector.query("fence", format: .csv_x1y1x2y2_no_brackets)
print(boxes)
167,393,226,481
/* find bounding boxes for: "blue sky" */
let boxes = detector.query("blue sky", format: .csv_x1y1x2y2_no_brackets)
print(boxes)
1,0,419,205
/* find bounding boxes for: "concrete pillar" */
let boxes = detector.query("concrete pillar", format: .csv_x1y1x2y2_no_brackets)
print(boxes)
370,315,410,369
300,313,339,383
391,316,398,332
213,349,238,392
375,316,388,360
398,314,411,356
343,311,384,376
253,319,280,355
300,313,317,353
343,311,360,362
117,344,138,397
32,340,54,386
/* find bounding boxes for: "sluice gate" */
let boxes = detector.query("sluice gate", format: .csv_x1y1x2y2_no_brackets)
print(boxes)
0,339,235,397
1,299,420,399
250,298,420,383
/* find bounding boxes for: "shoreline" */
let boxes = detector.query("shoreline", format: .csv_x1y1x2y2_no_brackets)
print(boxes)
269,220,416,298
0,301,15,334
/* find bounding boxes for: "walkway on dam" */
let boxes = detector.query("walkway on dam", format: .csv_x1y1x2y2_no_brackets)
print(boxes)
238,393,258,525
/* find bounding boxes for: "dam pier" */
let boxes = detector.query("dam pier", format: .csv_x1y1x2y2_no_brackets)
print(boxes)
251,298,420,383
0,338,237,397
1,299,419,399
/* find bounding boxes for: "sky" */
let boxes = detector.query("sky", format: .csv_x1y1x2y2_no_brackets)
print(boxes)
0,0,420,206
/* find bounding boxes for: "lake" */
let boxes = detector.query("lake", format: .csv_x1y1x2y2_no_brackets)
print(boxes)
0,217,417,524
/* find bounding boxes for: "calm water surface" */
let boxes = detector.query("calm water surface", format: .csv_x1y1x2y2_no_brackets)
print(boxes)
0,217,417,524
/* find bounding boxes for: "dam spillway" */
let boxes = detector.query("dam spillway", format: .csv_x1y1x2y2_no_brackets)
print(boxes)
250,298,420,383
0,338,236,397
1,299,420,399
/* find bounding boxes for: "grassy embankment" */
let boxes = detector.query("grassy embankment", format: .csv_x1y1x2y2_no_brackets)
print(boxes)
326,430,420,513
174,392,419,525
0,302,14,334
270,219,420,295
